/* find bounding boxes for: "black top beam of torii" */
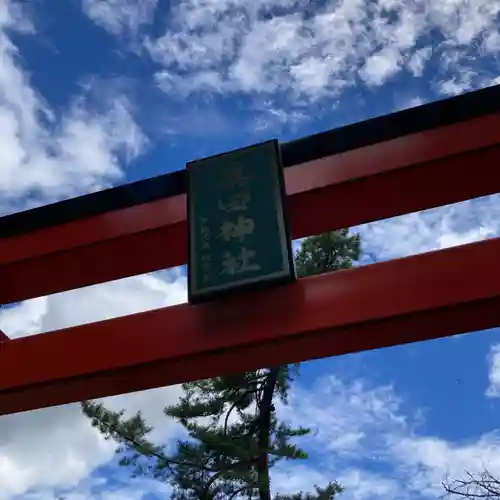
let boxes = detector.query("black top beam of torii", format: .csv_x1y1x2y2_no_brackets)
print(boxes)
1,84,500,240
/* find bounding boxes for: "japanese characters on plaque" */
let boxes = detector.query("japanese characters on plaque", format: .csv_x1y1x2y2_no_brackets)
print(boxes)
187,140,296,304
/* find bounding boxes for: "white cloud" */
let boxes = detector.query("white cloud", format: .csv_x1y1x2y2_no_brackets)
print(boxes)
16,475,172,500
3,0,500,499
485,31,500,52
393,433,500,498
279,376,408,459
0,13,171,496
338,469,403,500
0,9,172,495
271,465,333,498
78,0,500,132
486,345,500,398
0,298,47,338
0,0,34,34
272,374,500,500
81,0,158,39
360,47,403,86
0,0,147,216
357,195,500,264
0,386,181,499
0,405,114,499
407,47,432,77
136,0,500,109
0,268,187,338
0,268,187,499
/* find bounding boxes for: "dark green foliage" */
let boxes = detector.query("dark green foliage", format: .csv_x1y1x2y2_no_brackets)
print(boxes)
294,229,361,278
82,229,361,499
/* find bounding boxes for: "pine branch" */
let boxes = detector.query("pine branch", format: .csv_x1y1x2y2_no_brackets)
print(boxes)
228,485,254,500
224,387,262,436
200,468,254,499
83,401,223,474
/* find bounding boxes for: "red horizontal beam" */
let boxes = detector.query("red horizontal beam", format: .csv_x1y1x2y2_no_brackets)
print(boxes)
1,237,500,415
1,114,500,304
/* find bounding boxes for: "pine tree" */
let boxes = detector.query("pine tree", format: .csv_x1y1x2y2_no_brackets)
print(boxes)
82,229,361,499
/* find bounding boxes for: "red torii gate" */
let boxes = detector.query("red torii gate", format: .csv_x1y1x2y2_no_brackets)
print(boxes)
1,85,500,415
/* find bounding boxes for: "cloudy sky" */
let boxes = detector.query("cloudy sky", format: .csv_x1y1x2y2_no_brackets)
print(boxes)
1,0,500,498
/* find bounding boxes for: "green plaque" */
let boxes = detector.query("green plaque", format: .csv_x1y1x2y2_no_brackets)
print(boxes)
187,140,296,304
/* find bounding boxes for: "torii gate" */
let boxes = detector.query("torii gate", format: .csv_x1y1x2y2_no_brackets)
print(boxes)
1,85,500,416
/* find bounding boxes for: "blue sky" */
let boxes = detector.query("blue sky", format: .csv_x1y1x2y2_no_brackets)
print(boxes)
1,0,500,499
